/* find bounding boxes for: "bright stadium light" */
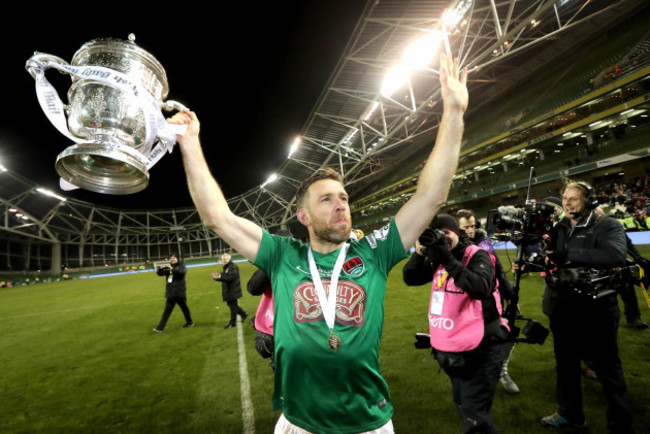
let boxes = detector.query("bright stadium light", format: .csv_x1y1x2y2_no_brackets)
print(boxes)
288,137,301,158
381,65,410,97
442,9,462,27
364,101,380,121
403,31,442,70
0,163,7,172
36,187,67,202
261,173,278,189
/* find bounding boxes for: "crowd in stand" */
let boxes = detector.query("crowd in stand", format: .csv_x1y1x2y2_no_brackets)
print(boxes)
594,174,650,231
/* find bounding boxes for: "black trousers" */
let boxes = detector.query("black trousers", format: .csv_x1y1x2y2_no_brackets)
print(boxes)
226,299,247,324
156,297,193,330
444,343,504,434
618,282,641,322
550,294,633,433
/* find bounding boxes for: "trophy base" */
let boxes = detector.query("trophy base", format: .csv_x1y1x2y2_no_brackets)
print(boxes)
56,142,149,195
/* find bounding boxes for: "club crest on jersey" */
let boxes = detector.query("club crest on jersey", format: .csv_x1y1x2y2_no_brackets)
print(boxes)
343,256,364,276
293,279,367,327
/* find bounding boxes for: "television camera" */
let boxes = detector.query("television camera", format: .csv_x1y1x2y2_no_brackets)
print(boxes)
485,201,558,247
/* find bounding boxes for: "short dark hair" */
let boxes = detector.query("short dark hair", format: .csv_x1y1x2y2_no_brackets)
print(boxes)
295,168,343,208
455,209,474,221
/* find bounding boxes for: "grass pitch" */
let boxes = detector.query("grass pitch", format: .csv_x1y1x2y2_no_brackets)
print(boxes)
1,253,649,433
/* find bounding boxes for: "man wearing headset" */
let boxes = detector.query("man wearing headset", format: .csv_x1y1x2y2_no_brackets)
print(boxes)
541,181,633,433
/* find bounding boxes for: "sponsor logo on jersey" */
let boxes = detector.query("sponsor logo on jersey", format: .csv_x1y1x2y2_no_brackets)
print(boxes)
293,279,367,327
343,256,365,276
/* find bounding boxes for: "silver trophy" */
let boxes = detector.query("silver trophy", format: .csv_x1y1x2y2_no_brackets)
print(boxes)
26,34,187,194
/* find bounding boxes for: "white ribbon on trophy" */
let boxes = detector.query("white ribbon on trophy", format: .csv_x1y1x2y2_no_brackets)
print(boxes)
27,58,188,191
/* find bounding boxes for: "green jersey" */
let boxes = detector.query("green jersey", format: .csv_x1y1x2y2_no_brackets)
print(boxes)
253,219,408,433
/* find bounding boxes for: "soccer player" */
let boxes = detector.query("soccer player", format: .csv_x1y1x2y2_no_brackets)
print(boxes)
167,54,468,433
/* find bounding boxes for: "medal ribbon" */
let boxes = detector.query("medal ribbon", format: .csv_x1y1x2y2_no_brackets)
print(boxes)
307,243,349,332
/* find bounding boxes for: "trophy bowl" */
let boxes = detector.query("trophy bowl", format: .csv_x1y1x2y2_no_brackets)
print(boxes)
26,34,184,195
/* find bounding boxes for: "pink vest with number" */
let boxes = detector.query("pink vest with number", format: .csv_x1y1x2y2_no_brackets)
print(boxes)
429,244,496,352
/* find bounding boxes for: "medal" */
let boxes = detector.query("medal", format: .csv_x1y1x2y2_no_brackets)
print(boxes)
308,244,349,351
328,332,342,351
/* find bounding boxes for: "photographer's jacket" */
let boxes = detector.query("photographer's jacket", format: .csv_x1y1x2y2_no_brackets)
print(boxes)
551,212,627,270
156,262,187,299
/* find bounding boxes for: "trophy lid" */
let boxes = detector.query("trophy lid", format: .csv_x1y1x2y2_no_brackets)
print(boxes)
71,34,169,101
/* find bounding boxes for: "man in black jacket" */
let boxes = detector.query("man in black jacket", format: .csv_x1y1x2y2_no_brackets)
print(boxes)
212,253,248,329
541,182,633,433
153,252,194,332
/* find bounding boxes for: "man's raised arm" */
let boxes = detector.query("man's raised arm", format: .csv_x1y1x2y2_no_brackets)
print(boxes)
168,111,263,262
395,54,468,250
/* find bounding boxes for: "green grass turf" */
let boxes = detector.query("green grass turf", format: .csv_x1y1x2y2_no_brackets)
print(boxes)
1,253,649,433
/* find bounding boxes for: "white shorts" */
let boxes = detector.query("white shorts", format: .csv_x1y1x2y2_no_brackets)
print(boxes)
274,413,394,434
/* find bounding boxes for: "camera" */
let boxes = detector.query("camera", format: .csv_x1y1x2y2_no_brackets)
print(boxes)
485,201,557,246
418,227,446,246
546,261,641,299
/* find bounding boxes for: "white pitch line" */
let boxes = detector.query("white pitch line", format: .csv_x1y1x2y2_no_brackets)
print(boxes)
237,317,256,433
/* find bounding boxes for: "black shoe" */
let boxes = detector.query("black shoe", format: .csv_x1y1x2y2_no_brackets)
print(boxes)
241,312,248,322
153,328,164,333
225,323,235,329
182,322,195,328
628,317,648,330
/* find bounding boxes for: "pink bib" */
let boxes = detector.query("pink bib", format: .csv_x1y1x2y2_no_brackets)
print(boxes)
429,245,489,352
254,288,275,335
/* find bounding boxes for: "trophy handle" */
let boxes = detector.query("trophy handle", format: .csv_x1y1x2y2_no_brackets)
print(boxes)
25,52,71,80
161,100,189,112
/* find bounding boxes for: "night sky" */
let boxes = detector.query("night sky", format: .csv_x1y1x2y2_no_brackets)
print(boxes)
2,3,367,209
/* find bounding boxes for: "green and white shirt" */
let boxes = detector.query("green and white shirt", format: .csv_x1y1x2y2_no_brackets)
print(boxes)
253,219,408,434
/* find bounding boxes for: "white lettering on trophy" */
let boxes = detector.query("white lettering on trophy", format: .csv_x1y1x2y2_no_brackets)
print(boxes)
43,90,60,114
112,75,140,97
81,69,110,79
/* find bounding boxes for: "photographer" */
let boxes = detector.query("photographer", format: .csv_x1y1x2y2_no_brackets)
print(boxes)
246,229,293,371
457,209,519,395
403,214,507,434
541,182,633,432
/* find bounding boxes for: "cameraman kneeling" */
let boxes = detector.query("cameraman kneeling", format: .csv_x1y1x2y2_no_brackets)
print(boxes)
541,181,633,433
403,214,507,434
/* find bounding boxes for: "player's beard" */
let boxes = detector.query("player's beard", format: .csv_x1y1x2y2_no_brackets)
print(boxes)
311,214,351,245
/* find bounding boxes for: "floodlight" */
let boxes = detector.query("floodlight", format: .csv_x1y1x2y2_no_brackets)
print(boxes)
381,65,409,97
36,187,67,202
442,9,461,27
403,31,442,70
288,137,301,158
364,101,380,121
261,173,278,188
0,164,6,172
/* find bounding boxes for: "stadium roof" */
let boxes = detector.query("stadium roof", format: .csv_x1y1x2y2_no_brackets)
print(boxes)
1,0,648,243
